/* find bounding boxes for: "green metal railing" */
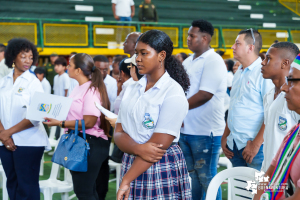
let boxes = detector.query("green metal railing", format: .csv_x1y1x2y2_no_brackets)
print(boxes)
1,17,300,50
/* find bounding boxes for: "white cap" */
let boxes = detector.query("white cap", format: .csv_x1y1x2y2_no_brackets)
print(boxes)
124,54,137,66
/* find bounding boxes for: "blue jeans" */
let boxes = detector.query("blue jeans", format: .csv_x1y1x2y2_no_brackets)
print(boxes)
119,16,132,21
179,133,222,200
227,140,264,171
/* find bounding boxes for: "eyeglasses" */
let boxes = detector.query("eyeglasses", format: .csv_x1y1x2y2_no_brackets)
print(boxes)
285,76,300,85
247,28,255,45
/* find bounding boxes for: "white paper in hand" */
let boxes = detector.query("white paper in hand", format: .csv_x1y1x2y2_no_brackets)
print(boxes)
95,102,118,119
26,92,73,121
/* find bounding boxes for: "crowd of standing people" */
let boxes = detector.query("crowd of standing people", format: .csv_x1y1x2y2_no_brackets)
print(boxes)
0,17,300,200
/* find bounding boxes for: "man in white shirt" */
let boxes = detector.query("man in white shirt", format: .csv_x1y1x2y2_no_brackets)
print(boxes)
179,19,227,200
93,55,117,200
112,0,135,21
0,44,12,80
260,42,300,172
34,67,51,94
94,55,117,112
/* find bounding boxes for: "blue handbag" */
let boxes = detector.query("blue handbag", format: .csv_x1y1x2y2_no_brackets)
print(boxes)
51,119,90,172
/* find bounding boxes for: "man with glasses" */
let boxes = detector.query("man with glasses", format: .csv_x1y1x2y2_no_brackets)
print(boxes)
260,42,299,173
221,29,274,170
93,55,117,200
93,55,117,112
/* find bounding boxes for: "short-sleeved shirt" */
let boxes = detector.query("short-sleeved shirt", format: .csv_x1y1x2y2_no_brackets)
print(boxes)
180,49,227,136
227,57,274,150
111,0,134,17
114,78,134,114
44,63,57,87
68,78,79,96
261,89,299,172
66,81,107,140
0,59,12,80
227,71,234,88
53,73,70,96
116,72,189,144
270,125,300,199
104,75,117,112
0,70,50,150
41,77,51,94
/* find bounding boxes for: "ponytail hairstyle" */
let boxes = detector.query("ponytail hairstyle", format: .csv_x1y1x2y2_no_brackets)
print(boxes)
137,30,190,92
72,53,111,137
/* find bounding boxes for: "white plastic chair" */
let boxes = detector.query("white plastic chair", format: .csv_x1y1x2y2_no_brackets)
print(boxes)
0,165,8,200
108,143,122,193
39,163,73,200
109,160,122,193
206,167,257,200
217,156,233,200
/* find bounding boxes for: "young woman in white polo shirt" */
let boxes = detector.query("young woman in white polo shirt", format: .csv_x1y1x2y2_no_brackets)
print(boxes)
114,30,192,200
0,38,50,200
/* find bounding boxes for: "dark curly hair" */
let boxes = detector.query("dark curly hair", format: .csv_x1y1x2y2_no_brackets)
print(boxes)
137,30,190,93
192,19,214,36
5,38,38,68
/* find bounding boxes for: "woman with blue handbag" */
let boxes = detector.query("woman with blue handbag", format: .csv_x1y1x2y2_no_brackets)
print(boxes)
44,53,111,200
0,38,51,200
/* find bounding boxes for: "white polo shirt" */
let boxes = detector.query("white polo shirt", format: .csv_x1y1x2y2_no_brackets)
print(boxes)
114,77,134,114
41,77,51,94
104,74,118,112
53,73,70,96
111,0,134,17
116,72,189,144
0,70,50,150
0,59,12,80
261,89,300,172
68,78,79,96
181,49,227,136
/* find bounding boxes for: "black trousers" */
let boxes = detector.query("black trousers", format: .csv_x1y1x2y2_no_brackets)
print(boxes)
0,146,44,200
96,127,113,200
70,135,110,200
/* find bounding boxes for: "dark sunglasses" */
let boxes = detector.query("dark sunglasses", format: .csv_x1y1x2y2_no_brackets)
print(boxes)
285,76,300,85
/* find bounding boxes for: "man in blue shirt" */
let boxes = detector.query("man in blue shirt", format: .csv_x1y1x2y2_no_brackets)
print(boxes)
221,29,274,170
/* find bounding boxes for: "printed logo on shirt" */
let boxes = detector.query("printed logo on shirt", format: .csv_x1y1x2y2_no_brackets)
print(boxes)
278,116,287,131
142,113,155,129
38,103,52,114
18,87,24,93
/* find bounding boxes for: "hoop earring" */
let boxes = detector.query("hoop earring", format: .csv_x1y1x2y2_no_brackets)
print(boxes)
12,63,15,68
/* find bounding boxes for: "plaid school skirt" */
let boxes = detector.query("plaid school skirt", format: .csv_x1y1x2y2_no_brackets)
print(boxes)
120,144,192,200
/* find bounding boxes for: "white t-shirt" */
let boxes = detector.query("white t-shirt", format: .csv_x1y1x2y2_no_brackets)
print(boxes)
227,71,234,88
111,0,134,17
0,70,50,150
53,73,70,96
261,89,300,172
68,78,79,96
116,72,188,144
0,59,12,80
114,78,134,114
41,77,51,94
181,49,227,136
104,75,118,112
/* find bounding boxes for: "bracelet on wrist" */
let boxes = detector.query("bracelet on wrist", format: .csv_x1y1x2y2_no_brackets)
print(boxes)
62,121,65,128
118,187,130,192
